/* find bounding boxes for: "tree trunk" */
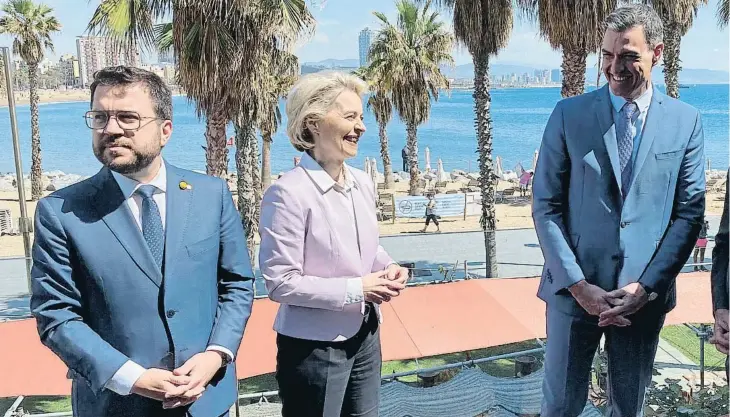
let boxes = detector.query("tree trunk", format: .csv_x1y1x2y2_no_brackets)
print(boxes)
560,46,588,98
406,122,419,196
473,53,498,278
235,118,257,261
204,104,229,178
28,63,43,201
379,122,394,189
662,22,681,99
251,133,262,226
261,133,272,190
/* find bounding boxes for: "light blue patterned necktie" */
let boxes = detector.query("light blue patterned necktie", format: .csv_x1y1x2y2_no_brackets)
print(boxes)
618,101,638,199
137,185,164,268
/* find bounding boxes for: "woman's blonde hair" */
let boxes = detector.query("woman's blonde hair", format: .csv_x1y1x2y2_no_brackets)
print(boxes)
286,71,368,152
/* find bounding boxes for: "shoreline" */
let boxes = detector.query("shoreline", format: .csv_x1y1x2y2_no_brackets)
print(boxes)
0,91,185,107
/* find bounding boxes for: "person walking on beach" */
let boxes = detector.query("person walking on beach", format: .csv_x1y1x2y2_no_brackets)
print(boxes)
259,71,409,417
710,169,729,380
420,193,440,233
519,171,533,197
693,220,710,271
532,6,705,416
402,146,409,172
30,66,254,417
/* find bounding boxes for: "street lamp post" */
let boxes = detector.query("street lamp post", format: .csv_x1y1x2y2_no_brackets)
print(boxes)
2,46,33,293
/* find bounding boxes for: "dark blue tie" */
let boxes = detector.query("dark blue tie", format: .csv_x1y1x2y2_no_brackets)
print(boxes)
137,185,164,268
618,101,638,199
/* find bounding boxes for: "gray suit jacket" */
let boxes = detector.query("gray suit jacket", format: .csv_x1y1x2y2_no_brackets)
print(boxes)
30,162,255,417
532,85,706,316
711,169,729,312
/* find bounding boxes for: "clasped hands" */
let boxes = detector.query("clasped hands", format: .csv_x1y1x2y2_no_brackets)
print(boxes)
710,308,729,355
569,280,650,327
131,350,224,409
362,263,410,304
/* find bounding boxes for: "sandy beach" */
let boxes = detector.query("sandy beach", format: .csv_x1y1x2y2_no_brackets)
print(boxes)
0,89,184,107
0,175,726,258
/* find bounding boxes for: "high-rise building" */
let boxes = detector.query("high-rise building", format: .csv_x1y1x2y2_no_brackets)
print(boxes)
76,36,140,87
358,28,372,67
58,54,80,87
551,68,562,83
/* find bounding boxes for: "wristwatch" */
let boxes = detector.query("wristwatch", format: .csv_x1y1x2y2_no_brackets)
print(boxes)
213,350,232,368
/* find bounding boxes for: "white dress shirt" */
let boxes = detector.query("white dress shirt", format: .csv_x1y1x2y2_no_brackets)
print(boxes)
105,162,233,396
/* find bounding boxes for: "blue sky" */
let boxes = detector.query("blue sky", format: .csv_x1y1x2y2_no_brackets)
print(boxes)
1,0,728,71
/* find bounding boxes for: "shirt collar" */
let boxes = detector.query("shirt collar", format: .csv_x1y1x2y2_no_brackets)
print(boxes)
111,160,167,199
609,84,653,114
299,152,357,193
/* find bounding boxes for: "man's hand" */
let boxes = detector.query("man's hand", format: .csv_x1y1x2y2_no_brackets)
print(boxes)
569,281,631,326
710,309,729,355
162,351,223,409
385,263,410,285
130,368,192,402
362,271,405,304
598,283,649,327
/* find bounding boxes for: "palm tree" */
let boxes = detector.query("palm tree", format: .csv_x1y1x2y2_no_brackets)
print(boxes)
369,0,454,196
431,0,512,277
0,0,61,201
643,0,708,99
719,0,729,28
517,0,617,98
259,50,299,190
367,89,395,189
355,66,395,189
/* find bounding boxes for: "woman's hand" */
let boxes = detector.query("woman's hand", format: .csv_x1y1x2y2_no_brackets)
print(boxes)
362,271,406,304
385,263,410,285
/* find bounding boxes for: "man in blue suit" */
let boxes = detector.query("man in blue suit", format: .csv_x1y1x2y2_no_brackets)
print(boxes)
532,5,705,416
30,66,254,417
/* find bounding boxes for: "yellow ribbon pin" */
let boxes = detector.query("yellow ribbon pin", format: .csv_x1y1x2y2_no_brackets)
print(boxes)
179,181,192,190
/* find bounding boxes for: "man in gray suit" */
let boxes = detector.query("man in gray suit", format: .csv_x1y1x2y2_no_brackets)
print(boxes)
710,169,728,378
532,5,705,416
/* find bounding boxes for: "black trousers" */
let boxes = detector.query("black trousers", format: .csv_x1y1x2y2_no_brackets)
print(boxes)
425,214,439,226
276,308,382,417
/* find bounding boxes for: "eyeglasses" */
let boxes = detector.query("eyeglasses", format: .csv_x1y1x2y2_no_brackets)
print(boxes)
84,110,162,131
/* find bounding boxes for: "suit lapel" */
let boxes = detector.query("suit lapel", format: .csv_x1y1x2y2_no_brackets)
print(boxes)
163,163,193,281
595,85,622,192
630,90,664,188
91,168,162,287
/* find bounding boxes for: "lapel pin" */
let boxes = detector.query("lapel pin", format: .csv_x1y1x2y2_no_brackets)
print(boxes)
179,181,192,190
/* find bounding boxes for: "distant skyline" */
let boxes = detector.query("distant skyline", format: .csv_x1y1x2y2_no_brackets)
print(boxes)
0,0,727,71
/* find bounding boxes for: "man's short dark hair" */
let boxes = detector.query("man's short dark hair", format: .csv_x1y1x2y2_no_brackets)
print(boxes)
90,66,172,120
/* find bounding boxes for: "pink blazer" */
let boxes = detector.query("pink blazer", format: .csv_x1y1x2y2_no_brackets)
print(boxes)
258,155,394,341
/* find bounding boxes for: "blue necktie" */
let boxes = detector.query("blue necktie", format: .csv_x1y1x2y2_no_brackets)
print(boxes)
137,185,164,268
618,101,638,199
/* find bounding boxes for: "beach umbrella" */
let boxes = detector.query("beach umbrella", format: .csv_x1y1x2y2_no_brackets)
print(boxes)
495,156,504,180
370,158,379,177
425,147,432,172
532,149,539,171
436,159,449,182
515,162,525,177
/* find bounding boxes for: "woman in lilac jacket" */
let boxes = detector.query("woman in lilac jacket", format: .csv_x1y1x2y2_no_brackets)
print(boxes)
258,71,409,417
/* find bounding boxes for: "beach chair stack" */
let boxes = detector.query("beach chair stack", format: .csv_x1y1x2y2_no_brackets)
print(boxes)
0,209,12,235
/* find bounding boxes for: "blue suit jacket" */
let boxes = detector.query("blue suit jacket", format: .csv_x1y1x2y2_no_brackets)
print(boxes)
532,85,705,316
30,162,254,417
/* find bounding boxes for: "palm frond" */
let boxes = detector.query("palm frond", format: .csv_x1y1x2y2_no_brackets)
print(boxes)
643,0,708,36
719,0,729,28
368,0,453,126
516,0,616,51
0,0,61,64
86,0,161,54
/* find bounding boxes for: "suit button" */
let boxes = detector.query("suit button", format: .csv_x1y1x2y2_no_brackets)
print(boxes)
620,221,628,228
166,309,176,318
